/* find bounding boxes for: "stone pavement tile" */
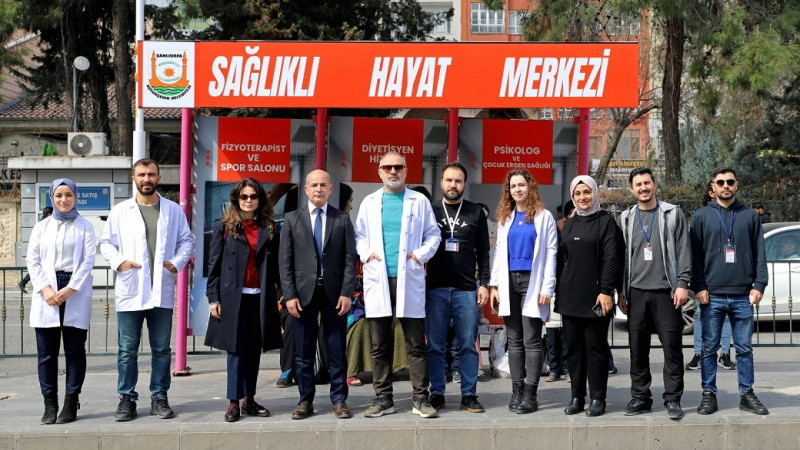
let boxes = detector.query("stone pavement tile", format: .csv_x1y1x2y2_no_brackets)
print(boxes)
419,425,494,450
99,431,178,450
494,422,571,448
572,423,649,449
339,425,416,450
17,432,99,450
652,421,726,449
727,420,800,449
180,427,261,449
261,426,337,448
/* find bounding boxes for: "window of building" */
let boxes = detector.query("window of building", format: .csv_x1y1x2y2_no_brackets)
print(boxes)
540,108,553,120
590,108,603,119
433,16,452,35
610,129,640,159
558,108,575,119
471,2,505,34
508,10,526,35
601,13,641,36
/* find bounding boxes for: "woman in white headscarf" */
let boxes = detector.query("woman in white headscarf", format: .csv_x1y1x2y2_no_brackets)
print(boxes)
27,178,96,424
555,175,622,417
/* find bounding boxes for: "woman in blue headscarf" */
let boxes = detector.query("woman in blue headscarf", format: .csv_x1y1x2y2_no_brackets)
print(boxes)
27,178,96,424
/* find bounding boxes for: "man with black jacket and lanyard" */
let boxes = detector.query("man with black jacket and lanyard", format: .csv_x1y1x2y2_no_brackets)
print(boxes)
425,162,490,413
690,167,769,416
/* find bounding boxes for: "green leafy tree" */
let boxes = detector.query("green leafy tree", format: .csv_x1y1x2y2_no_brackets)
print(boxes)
524,0,659,184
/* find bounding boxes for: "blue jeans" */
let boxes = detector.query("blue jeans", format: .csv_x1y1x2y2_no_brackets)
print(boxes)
425,287,479,396
118,307,173,401
693,300,732,355
700,295,754,395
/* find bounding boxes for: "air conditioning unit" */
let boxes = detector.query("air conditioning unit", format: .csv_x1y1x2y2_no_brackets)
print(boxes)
67,132,109,156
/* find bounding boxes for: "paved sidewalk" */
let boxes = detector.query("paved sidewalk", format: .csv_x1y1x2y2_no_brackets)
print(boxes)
1,349,799,449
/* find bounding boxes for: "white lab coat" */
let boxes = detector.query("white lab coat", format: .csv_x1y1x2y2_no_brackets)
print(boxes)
355,188,441,318
27,216,96,329
490,209,557,320
99,194,194,311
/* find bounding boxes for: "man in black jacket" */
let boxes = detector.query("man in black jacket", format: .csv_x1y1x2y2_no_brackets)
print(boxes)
279,170,357,420
690,167,769,416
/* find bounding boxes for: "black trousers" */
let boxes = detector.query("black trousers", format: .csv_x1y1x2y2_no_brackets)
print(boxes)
226,294,262,401
35,271,87,397
292,285,348,405
627,287,684,402
562,314,611,401
368,277,429,401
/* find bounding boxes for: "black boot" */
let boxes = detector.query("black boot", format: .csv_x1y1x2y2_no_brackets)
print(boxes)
516,383,538,414
508,381,524,412
42,394,58,425
56,394,80,424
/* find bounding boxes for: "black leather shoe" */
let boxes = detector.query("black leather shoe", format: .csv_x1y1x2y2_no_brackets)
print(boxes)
56,394,80,424
697,391,718,415
665,400,684,420
150,397,175,419
41,395,58,425
623,398,652,416
292,401,314,420
242,398,271,417
586,399,606,417
224,403,240,422
564,398,585,415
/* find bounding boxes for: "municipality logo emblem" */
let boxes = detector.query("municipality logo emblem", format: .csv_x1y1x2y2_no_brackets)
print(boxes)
146,51,192,100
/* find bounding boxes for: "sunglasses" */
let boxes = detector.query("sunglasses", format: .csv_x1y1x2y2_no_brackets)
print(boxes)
380,164,406,173
239,193,258,201
715,179,737,187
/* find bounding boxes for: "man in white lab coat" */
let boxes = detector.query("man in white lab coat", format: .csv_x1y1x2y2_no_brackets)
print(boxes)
354,151,441,418
99,159,194,422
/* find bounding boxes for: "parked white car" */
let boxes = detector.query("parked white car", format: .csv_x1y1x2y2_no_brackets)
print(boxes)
759,222,800,321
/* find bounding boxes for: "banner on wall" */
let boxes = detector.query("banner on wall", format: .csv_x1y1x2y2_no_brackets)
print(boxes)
481,119,554,184
139,41,639,109
216,117,291,182
351,118,424,184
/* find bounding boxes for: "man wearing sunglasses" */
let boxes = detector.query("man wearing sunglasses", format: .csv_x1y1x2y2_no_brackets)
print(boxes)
354,151,441,418
689,168,769,416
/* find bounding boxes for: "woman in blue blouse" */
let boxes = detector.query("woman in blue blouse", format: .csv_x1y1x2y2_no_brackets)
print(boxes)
489,169,558,414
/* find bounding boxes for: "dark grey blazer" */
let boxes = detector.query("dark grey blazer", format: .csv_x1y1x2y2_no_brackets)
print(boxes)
279,204,357,307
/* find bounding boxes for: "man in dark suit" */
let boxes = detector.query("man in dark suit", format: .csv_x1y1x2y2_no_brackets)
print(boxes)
279,169,357,420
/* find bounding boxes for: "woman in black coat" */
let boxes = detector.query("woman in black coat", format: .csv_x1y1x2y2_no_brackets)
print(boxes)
205,178,282,422
555,175,621,417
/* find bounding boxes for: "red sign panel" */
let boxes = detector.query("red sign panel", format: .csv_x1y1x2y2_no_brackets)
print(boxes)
139,41,640,108
351,118,424,184
217,117,291,182
481,119,554,184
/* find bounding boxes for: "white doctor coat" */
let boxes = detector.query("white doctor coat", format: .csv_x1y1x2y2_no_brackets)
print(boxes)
489,209,557,320
99,194,194,311
355,188,441,318
27,216,96,329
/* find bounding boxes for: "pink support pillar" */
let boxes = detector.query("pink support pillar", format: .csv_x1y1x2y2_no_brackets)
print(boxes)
447,108,459,163
315,108,328,170
577,108,591,175
174,108,193,376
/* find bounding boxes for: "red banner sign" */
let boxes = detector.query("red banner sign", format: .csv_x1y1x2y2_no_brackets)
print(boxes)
481,119,554,184
351,118,424,184
217,117,291,182
139,41,639,109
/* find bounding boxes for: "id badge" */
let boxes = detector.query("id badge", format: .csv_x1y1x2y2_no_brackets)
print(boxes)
724,244,736,264
643,246,653,261
445,238,460,252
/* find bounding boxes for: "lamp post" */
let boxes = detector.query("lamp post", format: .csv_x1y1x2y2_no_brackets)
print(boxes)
72,56,90,132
